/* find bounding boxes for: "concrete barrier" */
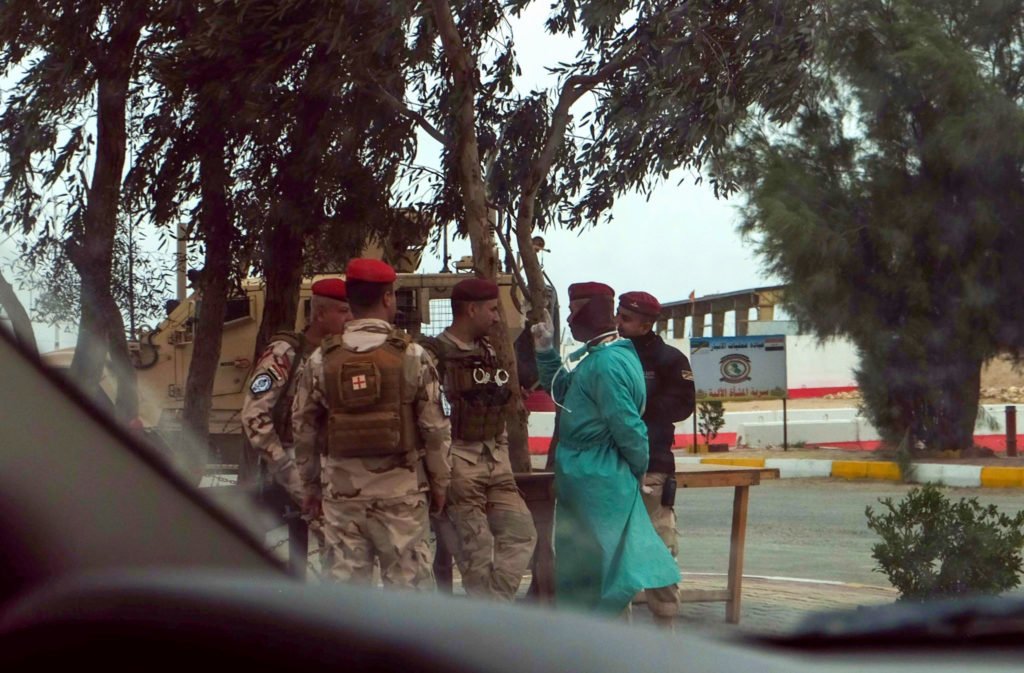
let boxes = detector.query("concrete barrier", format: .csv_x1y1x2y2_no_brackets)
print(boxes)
764,458,833,478
739,418,879,448
909,463,983,488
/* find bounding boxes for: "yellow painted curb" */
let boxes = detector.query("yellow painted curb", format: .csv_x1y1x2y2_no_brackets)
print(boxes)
831,461,868,479
866,462,902,481
980,467,1024,488
831,461,902,481
700,457,766,468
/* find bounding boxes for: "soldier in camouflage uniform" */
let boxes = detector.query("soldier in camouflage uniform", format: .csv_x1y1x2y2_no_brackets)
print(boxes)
240,278,351,504
421,278,536,601
292,258,451,589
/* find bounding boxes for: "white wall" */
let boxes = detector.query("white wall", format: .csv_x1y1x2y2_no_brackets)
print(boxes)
786,335,859,391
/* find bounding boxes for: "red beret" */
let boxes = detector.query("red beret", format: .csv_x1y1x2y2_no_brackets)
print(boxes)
452,278,499,302
568,282,614,301
619,291,661,318
346,258,397,283
311,278,347,301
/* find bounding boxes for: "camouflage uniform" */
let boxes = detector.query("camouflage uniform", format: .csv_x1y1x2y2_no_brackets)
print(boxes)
240,336,310,504
436,330,537,601
640,472,680,620
292,318,451,589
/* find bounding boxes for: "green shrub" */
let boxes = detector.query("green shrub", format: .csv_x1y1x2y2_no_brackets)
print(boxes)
697,400,725,446
865,484,1024,601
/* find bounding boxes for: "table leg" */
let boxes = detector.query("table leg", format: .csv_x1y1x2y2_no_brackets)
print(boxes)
726,485,750,624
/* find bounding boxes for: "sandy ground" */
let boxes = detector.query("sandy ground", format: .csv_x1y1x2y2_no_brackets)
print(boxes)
981,353,1024,388
725,354,1024,413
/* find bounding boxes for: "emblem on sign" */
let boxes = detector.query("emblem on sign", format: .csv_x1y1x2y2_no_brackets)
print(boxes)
719,354,752,384
351,374,368,391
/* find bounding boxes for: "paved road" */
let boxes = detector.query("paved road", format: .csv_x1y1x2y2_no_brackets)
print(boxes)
676,478,1024,586
650,479,1024,633
265,478,1024,634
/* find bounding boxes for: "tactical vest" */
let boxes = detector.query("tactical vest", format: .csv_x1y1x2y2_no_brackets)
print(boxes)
321,328,419,458
269,331,306,446
420,335,512,442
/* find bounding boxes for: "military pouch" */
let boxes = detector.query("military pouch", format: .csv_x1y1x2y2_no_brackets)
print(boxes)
451,398,485,442
336,361,381,410
450,363,480,396
452,396,506,442
661,475,677,507
327,410,402,457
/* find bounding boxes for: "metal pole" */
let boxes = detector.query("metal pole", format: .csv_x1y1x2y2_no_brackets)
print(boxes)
1006,405,1018,458
692,408,698,453
441,221,451,273
783,397,789,451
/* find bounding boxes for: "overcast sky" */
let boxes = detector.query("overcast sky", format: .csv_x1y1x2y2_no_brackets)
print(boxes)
417,5,779,325
1,5,779,351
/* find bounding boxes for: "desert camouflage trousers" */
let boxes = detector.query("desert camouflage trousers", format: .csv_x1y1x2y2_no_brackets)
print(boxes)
448,452,537,601
321,493,433,590
640,472,680,619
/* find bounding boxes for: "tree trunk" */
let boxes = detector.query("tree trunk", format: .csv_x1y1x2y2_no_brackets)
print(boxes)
513,206,549,320
924,351,985,452
181,125,233,473
68,10,143,422
431,0,532,470
256,217,305,357
0,266,38,357
254,48,336,358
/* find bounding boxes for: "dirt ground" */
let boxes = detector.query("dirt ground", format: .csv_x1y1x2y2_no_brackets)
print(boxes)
980,354,1024,388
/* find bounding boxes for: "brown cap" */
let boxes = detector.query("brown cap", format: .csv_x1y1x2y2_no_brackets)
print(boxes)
619,291,660,318
452,278,499,301
568,282,614,301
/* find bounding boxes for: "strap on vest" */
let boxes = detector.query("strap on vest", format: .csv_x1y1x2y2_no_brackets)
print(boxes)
270,331,306,431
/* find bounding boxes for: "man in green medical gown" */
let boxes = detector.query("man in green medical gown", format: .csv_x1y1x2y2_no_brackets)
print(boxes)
532,281,680,616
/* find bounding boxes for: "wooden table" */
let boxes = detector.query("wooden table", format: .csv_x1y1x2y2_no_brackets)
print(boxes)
675,464,779,624
515,463,778,624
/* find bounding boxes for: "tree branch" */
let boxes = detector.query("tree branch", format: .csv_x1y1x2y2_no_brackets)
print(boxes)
490,209,530,299
514,42,645,317
369,85,451,148
429,0,495,278
529,46,645,198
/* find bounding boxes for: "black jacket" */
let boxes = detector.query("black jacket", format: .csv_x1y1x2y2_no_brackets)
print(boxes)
628,332,696,475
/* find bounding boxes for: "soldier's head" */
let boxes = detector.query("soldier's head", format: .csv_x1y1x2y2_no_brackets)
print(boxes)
567,282,616,343
309,278,351,338
451,278,500,340
616,291,660,338
344,258,398,323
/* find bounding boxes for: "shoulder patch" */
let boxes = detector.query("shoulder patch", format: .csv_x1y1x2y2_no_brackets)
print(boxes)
681,370,694,381
250,373,274,395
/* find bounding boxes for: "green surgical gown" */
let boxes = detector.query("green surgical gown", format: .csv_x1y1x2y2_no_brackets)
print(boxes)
537,339,680,615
